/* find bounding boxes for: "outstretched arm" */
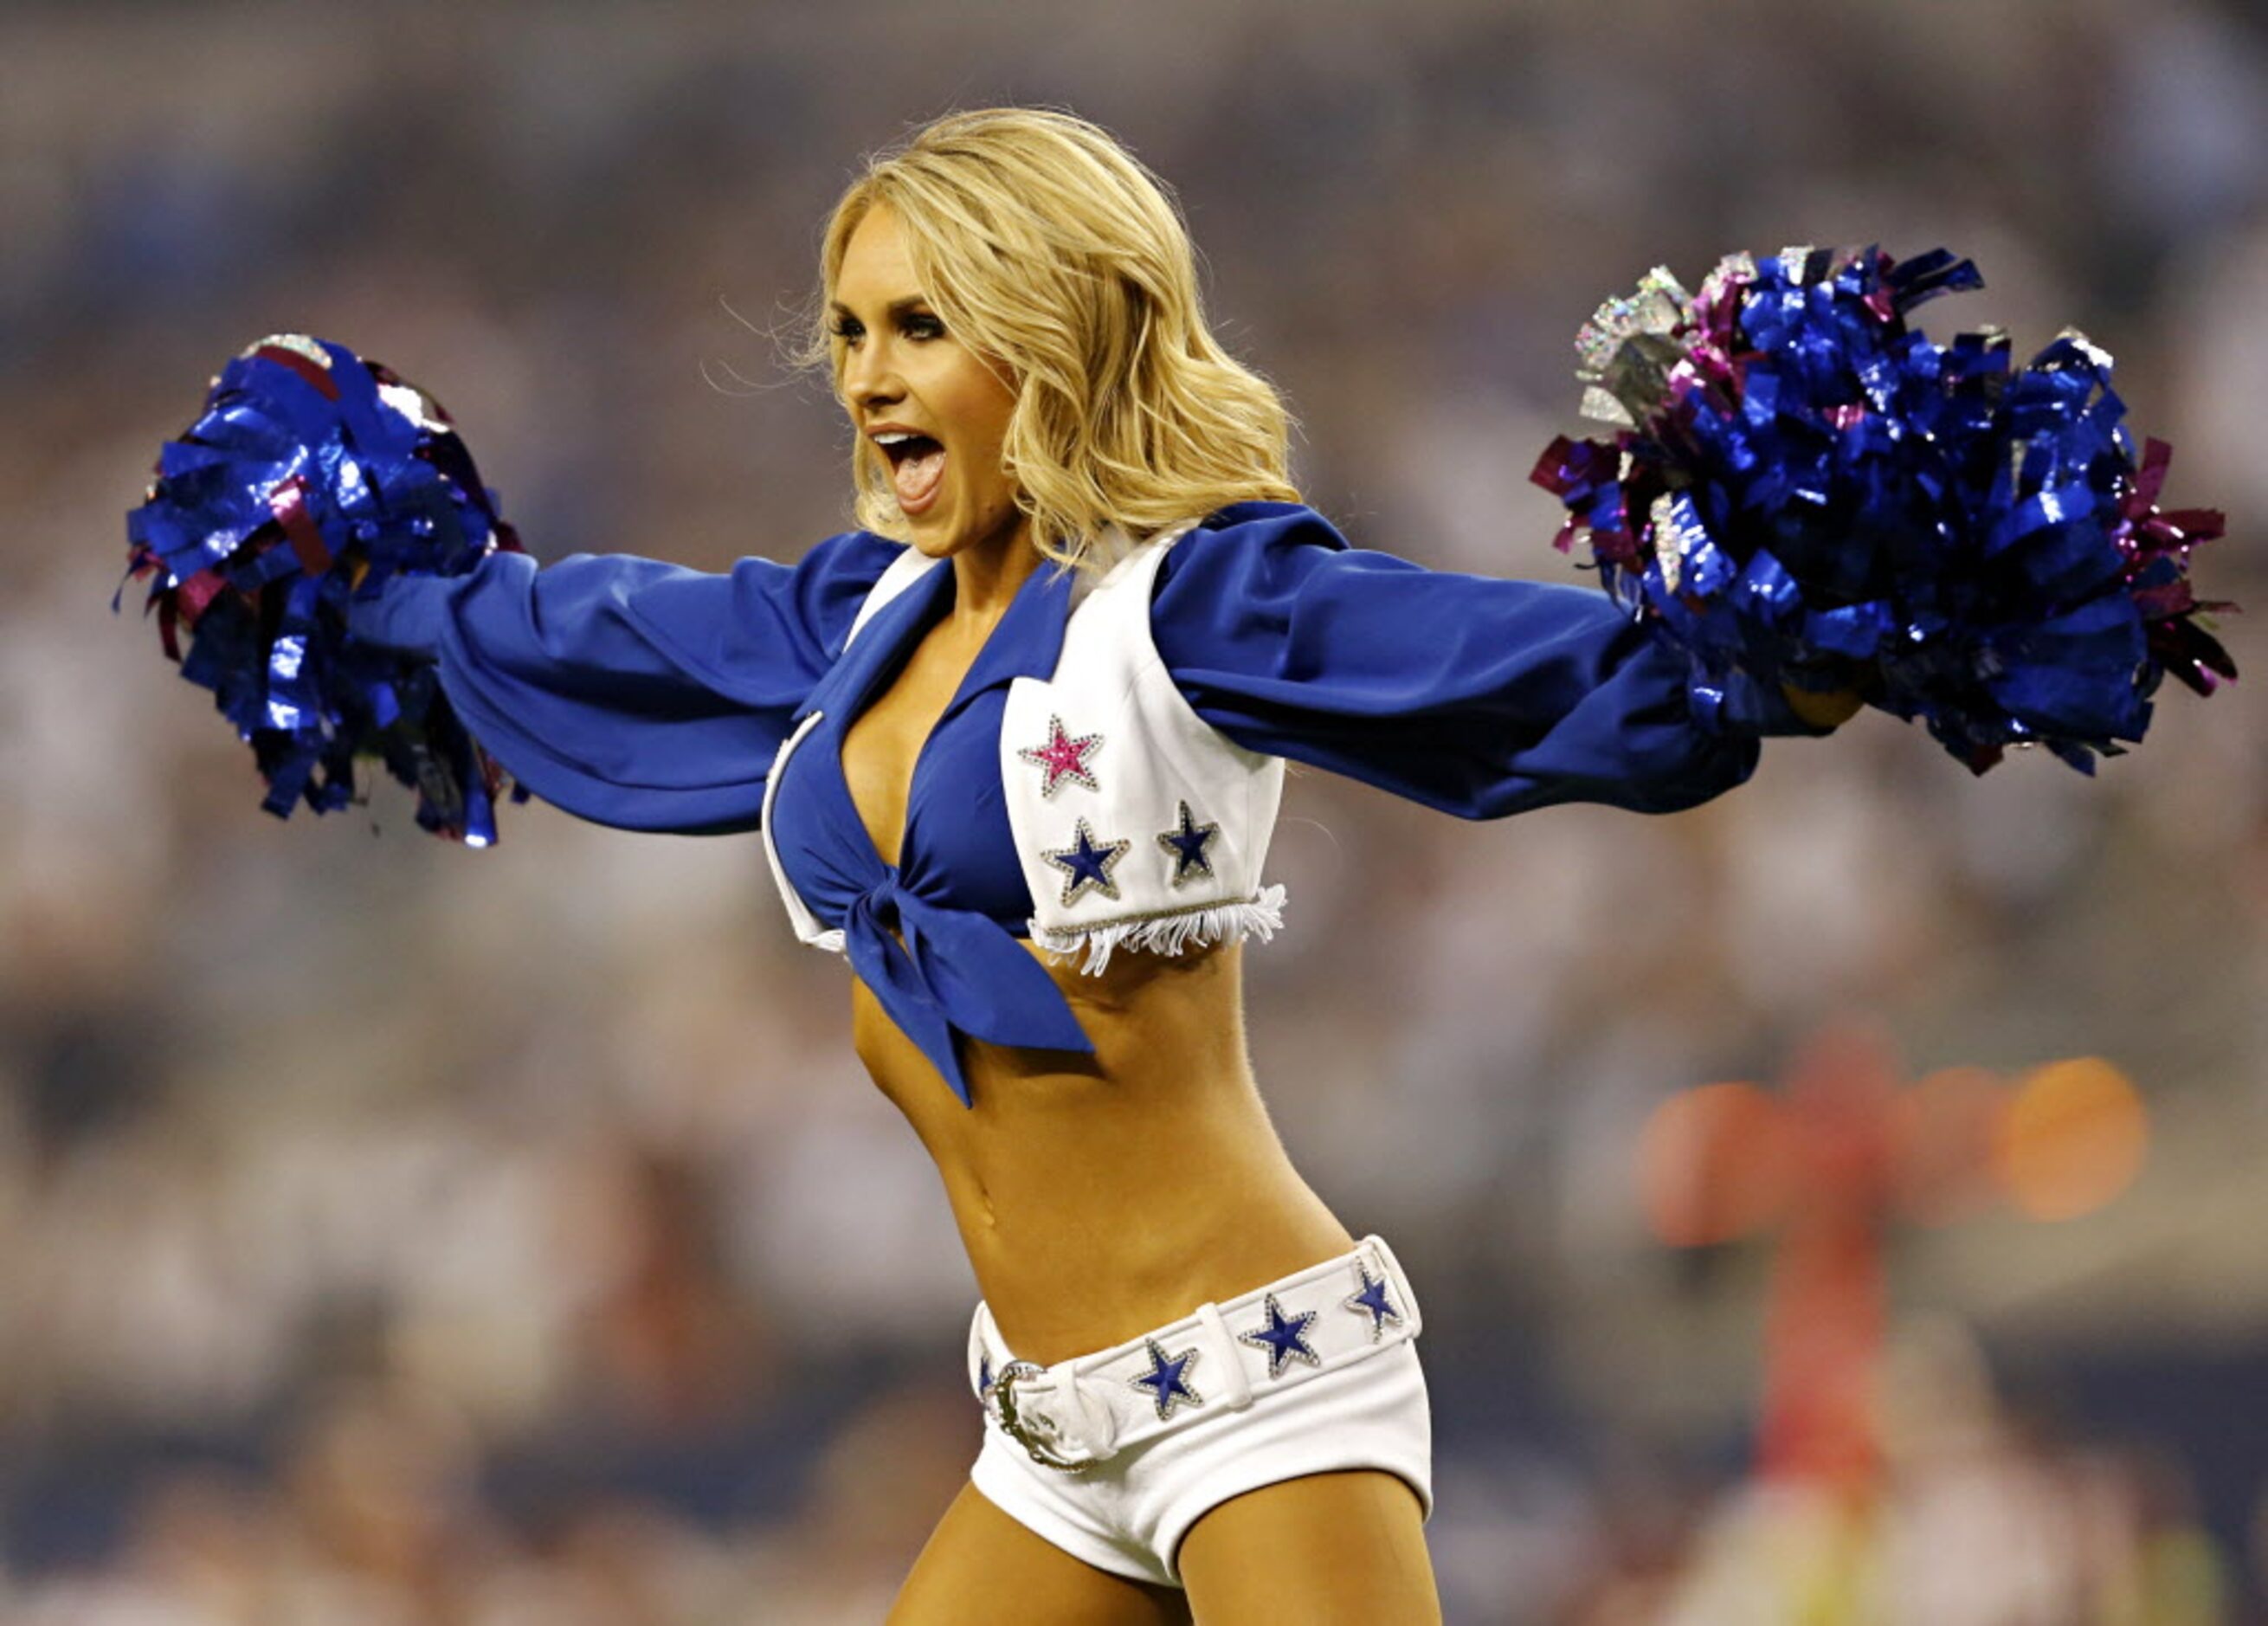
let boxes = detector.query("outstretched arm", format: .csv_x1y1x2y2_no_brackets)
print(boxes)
351,530,903,833
1152,503,1822,820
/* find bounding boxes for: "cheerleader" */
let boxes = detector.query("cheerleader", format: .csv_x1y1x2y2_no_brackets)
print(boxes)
342,107,1828,1620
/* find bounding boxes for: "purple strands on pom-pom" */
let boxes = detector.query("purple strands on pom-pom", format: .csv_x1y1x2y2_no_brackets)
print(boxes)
124,335,524,839
1530,246,2235,772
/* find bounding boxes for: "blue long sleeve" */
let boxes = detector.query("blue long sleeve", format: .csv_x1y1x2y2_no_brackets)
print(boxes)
1151,503,1766,818
347,530,903,833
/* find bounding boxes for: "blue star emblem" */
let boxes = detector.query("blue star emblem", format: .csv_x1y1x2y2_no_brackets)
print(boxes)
1155,800,1219,888
1343,1263,1403,1342
1041,818,1131,907
1237,1292,1321,1379
1129,1337,1205,1420
978,1354,995,1397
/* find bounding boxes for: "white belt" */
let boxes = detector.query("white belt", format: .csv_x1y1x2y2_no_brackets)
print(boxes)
967,1236,1422,1471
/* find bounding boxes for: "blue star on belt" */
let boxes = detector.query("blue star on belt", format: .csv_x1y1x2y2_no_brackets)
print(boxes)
1237,1292,1321,1379
978,1354,995,1397
1343,1262,1403,1342
1130,1337,1205,1420
1156,799,1219,887
1042,818,1131,906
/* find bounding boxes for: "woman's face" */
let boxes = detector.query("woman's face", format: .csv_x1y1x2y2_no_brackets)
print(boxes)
830,204,1027,562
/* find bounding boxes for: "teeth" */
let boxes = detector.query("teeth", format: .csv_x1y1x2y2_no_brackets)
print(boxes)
873,431,914,445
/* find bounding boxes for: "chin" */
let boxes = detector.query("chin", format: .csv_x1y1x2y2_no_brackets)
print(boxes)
895,492,1026,561
903,516,971,558
907,508,1016,560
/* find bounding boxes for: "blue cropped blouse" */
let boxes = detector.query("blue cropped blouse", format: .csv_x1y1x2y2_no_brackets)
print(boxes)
351,501,1771,1100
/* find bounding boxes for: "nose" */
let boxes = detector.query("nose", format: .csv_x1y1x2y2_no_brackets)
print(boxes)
841,334,903,413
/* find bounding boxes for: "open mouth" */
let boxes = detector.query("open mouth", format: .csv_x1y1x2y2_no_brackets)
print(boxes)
875,431,946,513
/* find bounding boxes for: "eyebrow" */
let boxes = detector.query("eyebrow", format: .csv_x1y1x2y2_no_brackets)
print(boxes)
827,294,934,318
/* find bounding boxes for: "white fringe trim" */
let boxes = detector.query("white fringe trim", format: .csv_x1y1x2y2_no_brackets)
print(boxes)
1031,885,1287,977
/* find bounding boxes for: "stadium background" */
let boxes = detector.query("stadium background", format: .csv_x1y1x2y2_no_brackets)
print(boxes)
3,1,2264,1618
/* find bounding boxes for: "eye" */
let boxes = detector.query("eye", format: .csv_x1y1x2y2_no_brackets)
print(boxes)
828,316,865,344
900,312,945,340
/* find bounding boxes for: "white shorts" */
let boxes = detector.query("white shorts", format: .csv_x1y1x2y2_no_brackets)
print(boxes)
964,1236,1434,1588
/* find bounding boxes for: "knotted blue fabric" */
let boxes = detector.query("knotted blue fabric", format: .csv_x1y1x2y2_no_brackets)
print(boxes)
767,555,1095,1105
837,868,1093,1106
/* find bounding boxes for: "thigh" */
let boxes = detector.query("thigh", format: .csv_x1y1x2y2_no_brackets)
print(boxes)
1176,1469,1440,1625
889,1483,1193,1626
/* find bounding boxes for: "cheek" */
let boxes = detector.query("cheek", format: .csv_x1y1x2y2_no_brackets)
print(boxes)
949,397,1016,492
953,382,1015,454
942,353,1016,441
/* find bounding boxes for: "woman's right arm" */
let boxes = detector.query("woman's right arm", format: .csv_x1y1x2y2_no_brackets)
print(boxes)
350,530,903,834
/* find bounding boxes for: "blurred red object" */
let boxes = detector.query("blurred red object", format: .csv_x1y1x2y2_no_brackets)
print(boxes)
1640,1023,2148,1495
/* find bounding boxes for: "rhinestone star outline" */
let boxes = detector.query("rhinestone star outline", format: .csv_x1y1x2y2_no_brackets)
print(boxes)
1156,799,1220,888
1016,715,1104,797
1041,818,1131,907
1130,1337,1205,1421
1343,1262,1404,1343
1237,1292,1323,1379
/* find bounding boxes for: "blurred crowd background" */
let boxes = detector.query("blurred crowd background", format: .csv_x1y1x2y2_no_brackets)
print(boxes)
4,1,2265,1620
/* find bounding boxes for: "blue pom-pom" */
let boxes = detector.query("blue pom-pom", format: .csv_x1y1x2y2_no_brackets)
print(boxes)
124,335,523,839
1532,248,2234,771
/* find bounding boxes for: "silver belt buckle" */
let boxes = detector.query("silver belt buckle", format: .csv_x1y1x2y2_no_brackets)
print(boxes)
989,1359,1090,1472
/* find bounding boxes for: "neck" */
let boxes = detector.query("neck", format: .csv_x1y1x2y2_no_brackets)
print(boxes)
948,517,1042,626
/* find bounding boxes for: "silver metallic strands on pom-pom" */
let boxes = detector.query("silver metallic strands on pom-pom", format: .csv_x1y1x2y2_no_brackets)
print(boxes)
1575,265,1693,427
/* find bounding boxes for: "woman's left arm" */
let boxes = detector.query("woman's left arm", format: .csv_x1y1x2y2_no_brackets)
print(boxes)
1151,503,1821,820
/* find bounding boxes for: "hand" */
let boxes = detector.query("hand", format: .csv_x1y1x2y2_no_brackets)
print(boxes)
1780,680,1864,731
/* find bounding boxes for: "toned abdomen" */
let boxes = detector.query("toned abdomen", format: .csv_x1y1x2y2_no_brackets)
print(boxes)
850,939,1353,1365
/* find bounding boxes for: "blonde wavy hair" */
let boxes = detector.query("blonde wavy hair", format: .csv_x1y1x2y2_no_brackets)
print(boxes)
799,107,1299,571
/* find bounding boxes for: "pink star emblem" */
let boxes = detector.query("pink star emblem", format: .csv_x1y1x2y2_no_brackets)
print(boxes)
1016,715,1103,797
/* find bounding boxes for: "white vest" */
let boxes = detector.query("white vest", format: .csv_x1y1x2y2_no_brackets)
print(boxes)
760,520,1287,973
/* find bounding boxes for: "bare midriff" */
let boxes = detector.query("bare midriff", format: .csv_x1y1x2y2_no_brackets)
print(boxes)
849,941,1354,1367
